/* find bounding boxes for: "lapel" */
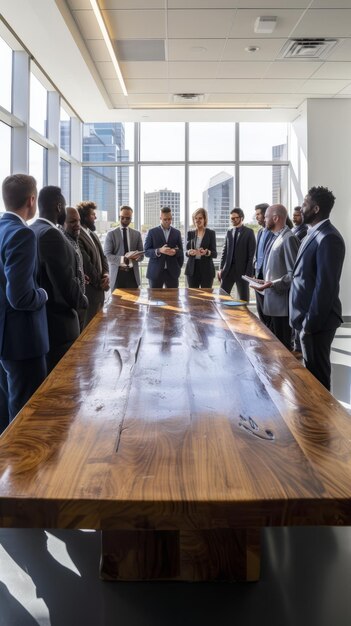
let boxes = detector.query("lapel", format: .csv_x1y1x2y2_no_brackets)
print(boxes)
294,220,329,268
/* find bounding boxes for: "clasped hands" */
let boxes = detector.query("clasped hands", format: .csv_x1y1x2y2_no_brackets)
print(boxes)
159,244,178,256
188,248,208,257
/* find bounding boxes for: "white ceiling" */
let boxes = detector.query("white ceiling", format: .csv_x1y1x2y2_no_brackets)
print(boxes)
2,0,351,122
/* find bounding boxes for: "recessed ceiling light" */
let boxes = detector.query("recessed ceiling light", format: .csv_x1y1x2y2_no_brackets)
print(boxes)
245,46,260,53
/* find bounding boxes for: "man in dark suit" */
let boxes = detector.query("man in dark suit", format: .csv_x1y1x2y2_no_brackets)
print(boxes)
144,207,184,288
0,174,49,431
31,186,88,372
104,205,144,289
218,208,256,301
292,206,308,242
77,201,110,324
289,186,345,391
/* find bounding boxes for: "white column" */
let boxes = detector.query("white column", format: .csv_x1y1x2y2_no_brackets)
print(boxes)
291,99,351,317
47,91,60,185
12,50,30,173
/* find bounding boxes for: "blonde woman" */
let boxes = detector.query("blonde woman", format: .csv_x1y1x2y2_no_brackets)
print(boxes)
185,208,217,288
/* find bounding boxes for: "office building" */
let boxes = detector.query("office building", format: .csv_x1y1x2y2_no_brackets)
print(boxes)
144,188,181,229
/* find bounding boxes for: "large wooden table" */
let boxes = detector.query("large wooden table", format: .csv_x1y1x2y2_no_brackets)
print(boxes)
0,288,350,582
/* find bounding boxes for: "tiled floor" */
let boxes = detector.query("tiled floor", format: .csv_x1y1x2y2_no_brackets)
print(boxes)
0,321,350,625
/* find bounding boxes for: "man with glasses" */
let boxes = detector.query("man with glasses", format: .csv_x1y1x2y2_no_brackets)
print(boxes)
104,205,144,289
218,208,256,301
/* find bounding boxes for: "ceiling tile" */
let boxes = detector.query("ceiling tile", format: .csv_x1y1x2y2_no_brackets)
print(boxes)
168,39,226,62
310,1,351,7
110,94,129,107
127,94,170,104
263,61,323,79
229,9,305,39
102,78,123,93
120,61,167,79
222,39,287,61
207,93,249,104
296,79,351,93
95,61,116,80
67,0,91,8
168,0,310,6
103,9,166,39
168,9,235,38
311,62,351,80
247,93,307,106
291,10,351,37
328,39,351,62
126,79,169,93
168,61,219,79
87,39,110,62
101,0,164,7
336,83,351,95
169,78,217,93
72,9,102,39
218,61,271,79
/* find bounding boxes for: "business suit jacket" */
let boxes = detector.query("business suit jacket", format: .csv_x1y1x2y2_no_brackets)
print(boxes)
263,226,300,317
185,228,217,279
290,220,345,334
104,226,144,288
144,226,184,281
292,223,308,241
79,228,109,323
0,213,48,360
31,219,86,348
220,225,256,279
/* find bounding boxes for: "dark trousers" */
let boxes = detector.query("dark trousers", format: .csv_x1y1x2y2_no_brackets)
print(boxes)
187,261,214,288
269,316,292,351
255,291,271,327
0,356,47,432
47,341,74,374
115,267,138,289
300,328,336,391
221,266,249,301
149,270,179,288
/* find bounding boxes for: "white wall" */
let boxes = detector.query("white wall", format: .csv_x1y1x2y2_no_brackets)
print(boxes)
292,98,351,317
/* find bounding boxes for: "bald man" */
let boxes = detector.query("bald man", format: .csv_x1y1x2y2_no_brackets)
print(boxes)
251,204,300,350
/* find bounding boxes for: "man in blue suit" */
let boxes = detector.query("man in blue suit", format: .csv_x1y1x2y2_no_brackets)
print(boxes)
289,186,345,391
144,207,184,288
0,174,49,432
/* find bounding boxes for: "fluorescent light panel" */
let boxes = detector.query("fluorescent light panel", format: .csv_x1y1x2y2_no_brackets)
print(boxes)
89,0,128,97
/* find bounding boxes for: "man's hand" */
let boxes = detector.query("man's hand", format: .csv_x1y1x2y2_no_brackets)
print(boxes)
101,273,110,291
217,270,222,281
159,245,176,256
251,279,272,292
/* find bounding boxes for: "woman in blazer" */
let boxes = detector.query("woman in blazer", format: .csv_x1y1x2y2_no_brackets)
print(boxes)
185,208,217,288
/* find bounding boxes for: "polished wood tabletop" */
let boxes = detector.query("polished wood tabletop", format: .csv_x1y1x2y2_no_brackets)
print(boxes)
0,288,350,580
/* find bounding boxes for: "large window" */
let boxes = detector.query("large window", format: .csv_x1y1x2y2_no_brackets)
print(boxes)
30,73,48,136
239,123,288,161
29,140,47,192
0,37,12,112
60,106,71,153
140,123,185,161
60,158,71,205
141,166,184,235
189,123,235,161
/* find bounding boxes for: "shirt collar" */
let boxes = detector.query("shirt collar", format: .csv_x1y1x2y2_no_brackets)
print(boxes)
308,218,329,234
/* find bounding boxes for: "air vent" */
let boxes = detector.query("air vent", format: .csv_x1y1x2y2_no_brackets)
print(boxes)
278,38,339,60
172,93,207,104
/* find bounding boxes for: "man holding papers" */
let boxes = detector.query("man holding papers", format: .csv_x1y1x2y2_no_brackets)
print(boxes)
104,205,144,289
251,204,299,350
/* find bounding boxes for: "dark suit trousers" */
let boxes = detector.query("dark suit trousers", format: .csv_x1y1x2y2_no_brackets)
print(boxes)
187,261,214,288
255,292,271,327
116,267,138,289
0,356,47,430
221,266,249,301
149,270,179,288
300,329,336,391
269,317,292,351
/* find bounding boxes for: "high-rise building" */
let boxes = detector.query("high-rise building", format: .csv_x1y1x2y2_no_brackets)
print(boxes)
203,172,234,252
82,123,129,222
144,189,181,229
272,144,288,205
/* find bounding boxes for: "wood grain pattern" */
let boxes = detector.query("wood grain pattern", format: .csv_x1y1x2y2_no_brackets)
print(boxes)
0,288,350,579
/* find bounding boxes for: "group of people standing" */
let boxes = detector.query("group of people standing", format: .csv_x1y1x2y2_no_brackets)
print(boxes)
0,173,345,435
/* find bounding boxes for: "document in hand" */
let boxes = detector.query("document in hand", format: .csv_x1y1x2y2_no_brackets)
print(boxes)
241,275,263,288
125,250,143,259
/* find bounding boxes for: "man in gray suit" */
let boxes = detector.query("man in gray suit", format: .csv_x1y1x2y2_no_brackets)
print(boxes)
252,204,299,350
104,206,144,289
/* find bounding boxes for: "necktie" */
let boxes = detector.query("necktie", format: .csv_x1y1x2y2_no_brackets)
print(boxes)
231,228,239,264
123,227,129,266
